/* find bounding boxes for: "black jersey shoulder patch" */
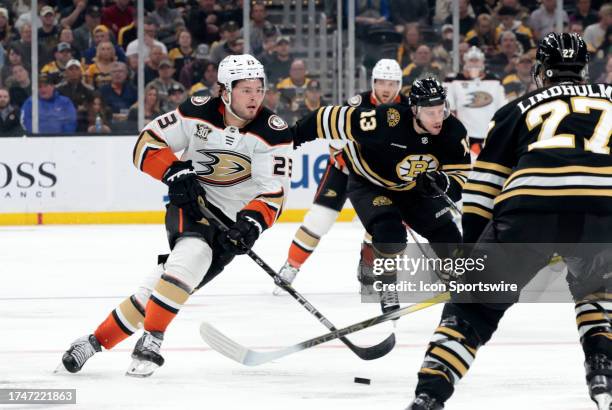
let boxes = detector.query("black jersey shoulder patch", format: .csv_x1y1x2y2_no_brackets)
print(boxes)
348,94,362,107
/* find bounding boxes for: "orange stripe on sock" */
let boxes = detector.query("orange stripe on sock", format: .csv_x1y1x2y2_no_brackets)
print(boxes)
94,312,131,350
144,297,178,333
287,242,311,268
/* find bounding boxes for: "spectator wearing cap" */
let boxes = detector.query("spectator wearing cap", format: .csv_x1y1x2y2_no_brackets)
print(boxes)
488,31,521,78
396,23,420,68
571,0,599,28
209,20,241,63
179,44,210,88
444,0,475,36
260,36,295,85
502,53,536,101
389,0,429,26
246,2,272,55
276,59,311,108
58,59,95,130
99,61,136,120
38,6,61,66
188,60,217,96
263,82,284,113
150,0,185,45
20,73,77,134
85,40,116,89
465,14,500,57
528,0,569,41
147,57,185,110
83,25,126,65
102,0,134,37
41,42,75,84
6,64,31,109
0,7,17,46
59,0,89,29
497,6,535,53
128,85,162,126
59,27,82,61
0,87,23,135
168,29,194,81
164,82,188,111
146,45,169,85
186,0,221,45
125,18,168,61
401,45,443,85
289,79,327,124
584,4,612,54
73,5,101,54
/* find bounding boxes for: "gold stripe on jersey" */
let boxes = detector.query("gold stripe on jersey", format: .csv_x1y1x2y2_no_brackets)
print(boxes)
503,165,612,188
316,107,324,139
419,367,451,383
473,160,512,175
442,164,472,171
463,182,501,196
463,205,492,219
345,107,356,142
133,130,168,169
330,106,341,140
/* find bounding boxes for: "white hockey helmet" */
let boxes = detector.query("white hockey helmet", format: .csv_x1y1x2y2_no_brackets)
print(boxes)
217,54,266,121
371,58,402,99
463,46,485,64
218,54,267,93
463,46,485,79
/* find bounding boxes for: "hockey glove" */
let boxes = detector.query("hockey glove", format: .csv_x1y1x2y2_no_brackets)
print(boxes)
414,171,450,198
220,212,263,255
162,160,206,220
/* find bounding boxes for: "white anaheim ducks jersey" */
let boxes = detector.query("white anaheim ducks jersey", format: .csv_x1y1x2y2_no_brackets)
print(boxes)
444,73,507,141
133,96,293,228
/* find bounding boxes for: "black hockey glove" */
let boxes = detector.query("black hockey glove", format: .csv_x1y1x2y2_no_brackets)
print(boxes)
162,160,206,220
220,212,263,255
414,171,450,198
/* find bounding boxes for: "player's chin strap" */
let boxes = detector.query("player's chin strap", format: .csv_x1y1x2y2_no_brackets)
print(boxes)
222,92,249,124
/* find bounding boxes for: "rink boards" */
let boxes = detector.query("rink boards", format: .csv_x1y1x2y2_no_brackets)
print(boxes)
0,136,356,225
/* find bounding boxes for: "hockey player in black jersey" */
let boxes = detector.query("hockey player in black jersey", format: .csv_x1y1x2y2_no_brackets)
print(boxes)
292,76,471,314
273,58,410,296
407,33,611,410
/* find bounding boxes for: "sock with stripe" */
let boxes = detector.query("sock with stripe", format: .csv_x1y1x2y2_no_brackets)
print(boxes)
94,295,146,350
287,226,321,268
144,273,192,333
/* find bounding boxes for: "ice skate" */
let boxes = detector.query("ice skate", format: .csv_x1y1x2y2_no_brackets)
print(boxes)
59,334,101,373
586,354,612,410
405,392,444,410
126,331,165,378
272,262,299,295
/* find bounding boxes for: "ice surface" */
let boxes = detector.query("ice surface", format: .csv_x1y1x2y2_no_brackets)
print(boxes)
0,223,594,409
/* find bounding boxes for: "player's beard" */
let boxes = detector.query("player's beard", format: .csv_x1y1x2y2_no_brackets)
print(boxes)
231,101,261,121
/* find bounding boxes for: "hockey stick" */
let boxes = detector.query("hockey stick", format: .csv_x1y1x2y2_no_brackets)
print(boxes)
197,202,396,360
425,173,462,217
200,291,450,366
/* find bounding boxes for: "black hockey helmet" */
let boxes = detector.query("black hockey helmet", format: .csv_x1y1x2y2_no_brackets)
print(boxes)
533,32,589,87
409,77,447,107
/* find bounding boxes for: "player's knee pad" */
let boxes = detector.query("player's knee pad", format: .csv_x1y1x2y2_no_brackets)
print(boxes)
133,262,165,307
164,237,213,290
302,204,339,237
370,217,406,257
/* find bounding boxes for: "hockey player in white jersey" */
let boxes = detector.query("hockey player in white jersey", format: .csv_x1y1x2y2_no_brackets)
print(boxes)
59,54,293,377
444,46,507,156
273,59,408,296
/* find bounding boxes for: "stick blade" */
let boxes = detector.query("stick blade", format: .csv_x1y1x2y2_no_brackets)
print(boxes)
200,322,250,364
346,332,396,360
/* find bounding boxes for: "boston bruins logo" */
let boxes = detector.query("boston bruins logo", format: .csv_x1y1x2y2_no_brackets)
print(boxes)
386,108,400,127
396,154,439,183
196,149,251,186
464,91,493,108
372,196,392,206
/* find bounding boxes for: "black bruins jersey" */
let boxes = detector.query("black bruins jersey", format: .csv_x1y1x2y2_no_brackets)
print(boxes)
346,90,410,110
462,82,612,242
293,103,471,199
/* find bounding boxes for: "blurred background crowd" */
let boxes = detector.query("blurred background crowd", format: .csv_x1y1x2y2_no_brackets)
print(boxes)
0,0,609,136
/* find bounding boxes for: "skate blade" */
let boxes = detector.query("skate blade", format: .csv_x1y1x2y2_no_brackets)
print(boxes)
53,362,68,374
593,392,611,410
125,359,159,378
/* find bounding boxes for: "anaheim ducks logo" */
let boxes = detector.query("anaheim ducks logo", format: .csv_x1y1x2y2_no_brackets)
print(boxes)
323,189,337,198
464,91,493,108
268,115,288,131
191,95,211,106
396,154,439,183
196,149,251,186
372,196,392,206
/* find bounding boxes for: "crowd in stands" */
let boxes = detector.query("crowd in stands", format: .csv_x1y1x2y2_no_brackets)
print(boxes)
0,0,609,135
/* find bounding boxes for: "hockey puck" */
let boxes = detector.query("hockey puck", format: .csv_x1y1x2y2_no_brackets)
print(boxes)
354,377,371,385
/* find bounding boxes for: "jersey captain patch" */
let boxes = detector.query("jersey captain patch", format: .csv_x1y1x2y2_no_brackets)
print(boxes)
396,154,439,182
195,149,252,186
268,115,288,131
